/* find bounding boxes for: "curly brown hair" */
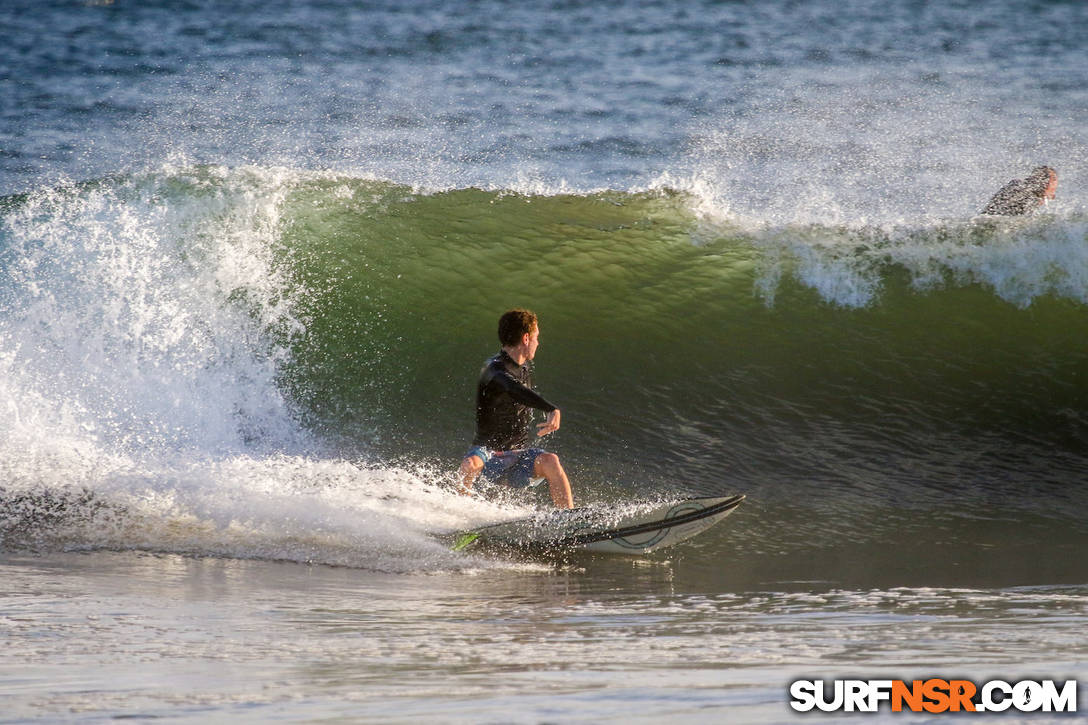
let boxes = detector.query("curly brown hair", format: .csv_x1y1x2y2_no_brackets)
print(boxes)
497,309,538,347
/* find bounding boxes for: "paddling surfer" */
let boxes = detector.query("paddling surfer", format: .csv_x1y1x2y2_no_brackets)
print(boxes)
458,309,574,509
980,166,1058,215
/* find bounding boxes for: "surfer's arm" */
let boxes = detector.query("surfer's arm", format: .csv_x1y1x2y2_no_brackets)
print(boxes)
491,370,558,413
981,179,1036,216
492,372,562,436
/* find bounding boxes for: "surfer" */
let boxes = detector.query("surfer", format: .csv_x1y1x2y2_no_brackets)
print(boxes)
458,309,575,509
980,166,1058,215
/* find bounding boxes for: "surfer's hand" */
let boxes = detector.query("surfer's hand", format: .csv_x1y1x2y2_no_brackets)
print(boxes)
537,409,561,437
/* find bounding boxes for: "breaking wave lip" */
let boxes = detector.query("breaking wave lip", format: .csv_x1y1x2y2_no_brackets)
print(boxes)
739,214,1088,309
8,163,1083,315
272,165,1088,311
637,170,1087,309
0,165,316,460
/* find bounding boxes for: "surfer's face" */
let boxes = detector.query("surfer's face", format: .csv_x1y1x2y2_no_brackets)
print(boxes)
525,326,540,360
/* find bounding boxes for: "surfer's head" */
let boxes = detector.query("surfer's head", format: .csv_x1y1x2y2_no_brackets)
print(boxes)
498,308,539,360
1028,166,1058,200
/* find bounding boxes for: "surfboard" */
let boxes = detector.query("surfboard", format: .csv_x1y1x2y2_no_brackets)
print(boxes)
447,494,744,555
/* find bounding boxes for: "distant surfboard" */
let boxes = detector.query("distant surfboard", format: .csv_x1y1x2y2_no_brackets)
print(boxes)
447,494,744,555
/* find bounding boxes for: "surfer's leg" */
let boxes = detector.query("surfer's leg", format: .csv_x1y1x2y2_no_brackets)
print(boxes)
533,452,574,509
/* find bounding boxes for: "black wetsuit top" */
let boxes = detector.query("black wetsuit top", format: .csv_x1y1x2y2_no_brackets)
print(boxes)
472,350,557,450
981,179,1041,216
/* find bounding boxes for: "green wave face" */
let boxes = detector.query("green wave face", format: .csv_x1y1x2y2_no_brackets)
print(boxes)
275,175,1088,513
281,181,762,460
2,167,1086,566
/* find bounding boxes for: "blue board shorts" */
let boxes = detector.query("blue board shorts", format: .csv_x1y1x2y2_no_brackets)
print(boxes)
464,446,546,489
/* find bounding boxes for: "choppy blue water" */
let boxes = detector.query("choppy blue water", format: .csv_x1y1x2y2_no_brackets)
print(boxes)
2,0,1087,721
6,0,1088,215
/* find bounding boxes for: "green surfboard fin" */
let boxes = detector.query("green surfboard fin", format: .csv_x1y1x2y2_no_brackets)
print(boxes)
451,532,480,552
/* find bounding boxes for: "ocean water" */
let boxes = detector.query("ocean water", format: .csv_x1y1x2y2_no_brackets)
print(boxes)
2,0,1087,721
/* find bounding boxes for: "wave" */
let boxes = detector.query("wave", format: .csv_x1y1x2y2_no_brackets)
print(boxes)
1,165,1086,575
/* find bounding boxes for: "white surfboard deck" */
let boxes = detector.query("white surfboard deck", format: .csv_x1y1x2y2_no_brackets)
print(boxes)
448,494,744,555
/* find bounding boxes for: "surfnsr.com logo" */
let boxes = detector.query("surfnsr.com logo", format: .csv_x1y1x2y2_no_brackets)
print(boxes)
789,679,1078,713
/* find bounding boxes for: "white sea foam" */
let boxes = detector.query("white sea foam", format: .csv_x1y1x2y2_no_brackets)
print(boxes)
0,166,536,570
0,165,306,456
